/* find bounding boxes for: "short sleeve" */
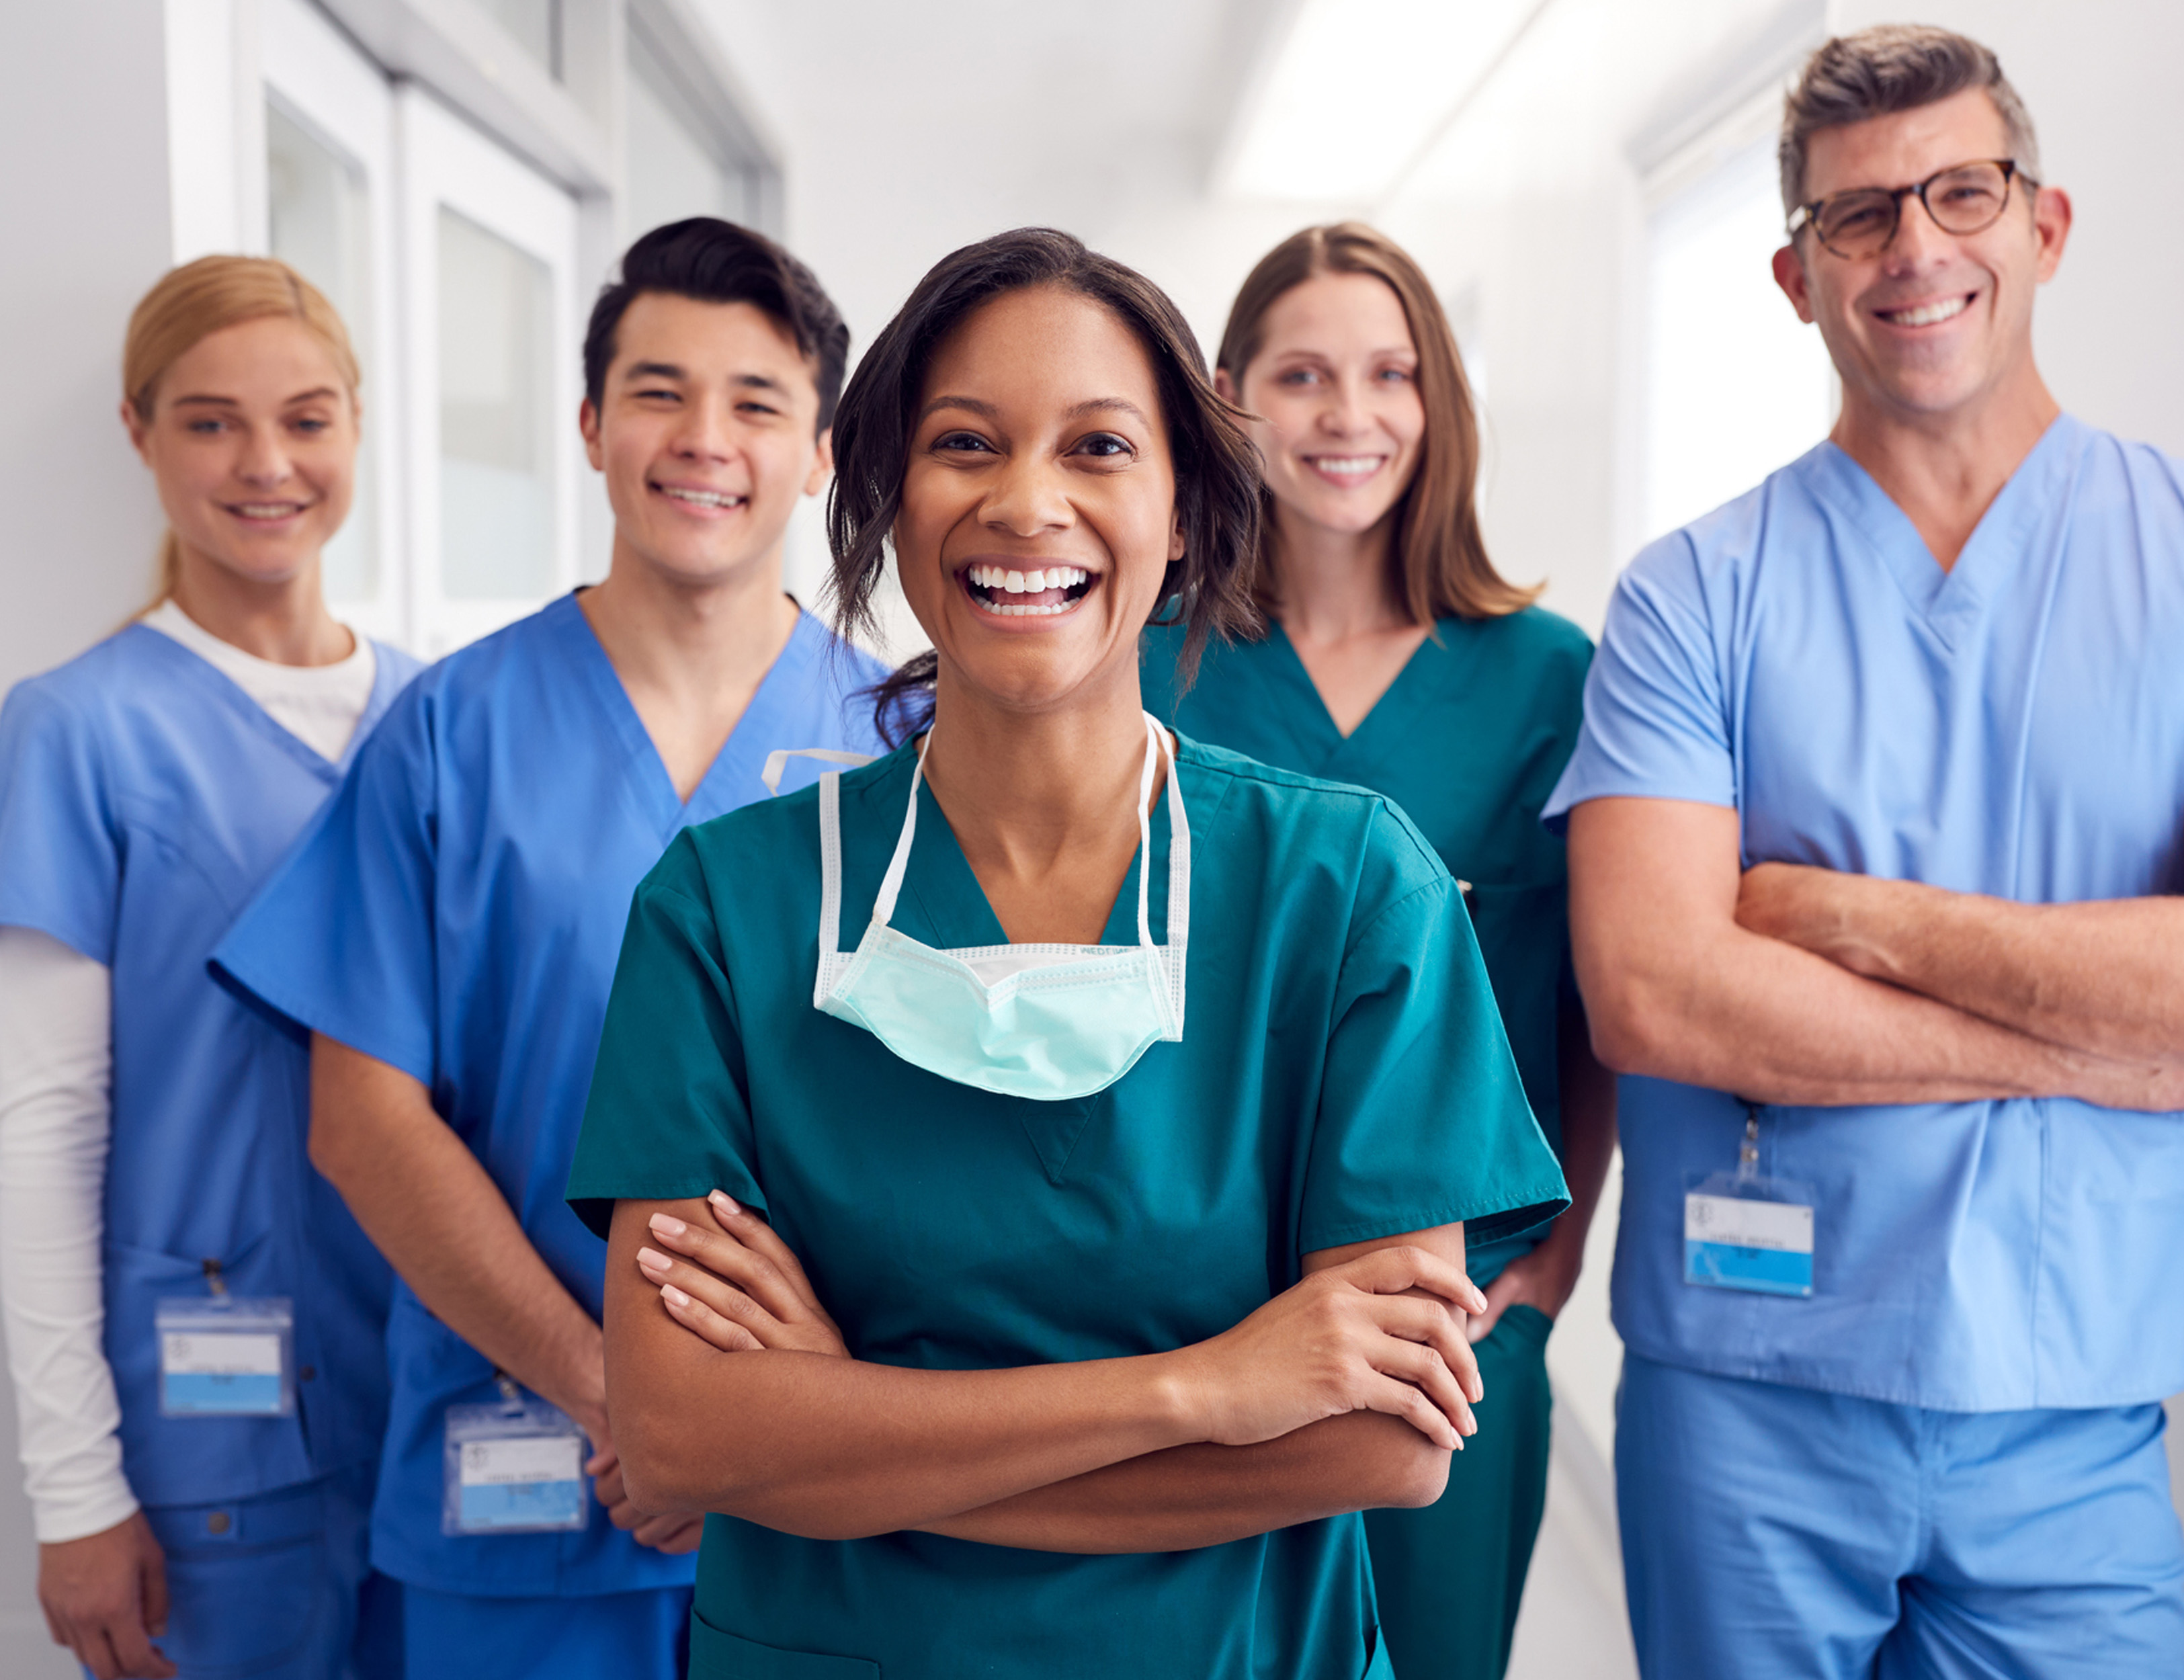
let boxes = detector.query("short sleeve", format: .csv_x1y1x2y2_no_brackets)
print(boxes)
566,833,757,1240
1299,822,1569,1256
0,686,120,964
1541,532,1734,831
209,685,440,1083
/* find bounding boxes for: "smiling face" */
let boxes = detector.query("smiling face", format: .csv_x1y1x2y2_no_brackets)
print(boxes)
1774,87,2070,425
124,314,358,587
895,284,1183,716
581,292,830,587
1223,270,1425,544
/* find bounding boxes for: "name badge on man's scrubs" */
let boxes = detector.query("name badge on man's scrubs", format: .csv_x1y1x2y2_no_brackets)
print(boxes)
443,1380,588,1536
156,1294,294,1417
1683,1172,1816,1296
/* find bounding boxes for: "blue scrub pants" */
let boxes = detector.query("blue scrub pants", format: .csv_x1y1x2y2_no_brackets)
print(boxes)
128,1463,398,1678
401,1583,689,1680
1616,1353,2184,1679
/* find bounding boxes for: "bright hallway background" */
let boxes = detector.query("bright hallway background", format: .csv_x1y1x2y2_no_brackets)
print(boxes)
5,1,2184,1674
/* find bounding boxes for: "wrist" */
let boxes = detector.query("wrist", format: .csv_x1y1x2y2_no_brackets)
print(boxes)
1143,1347,1214,1446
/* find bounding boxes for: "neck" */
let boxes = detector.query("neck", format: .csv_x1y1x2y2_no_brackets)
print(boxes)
579,535,800,704
919,659,1153,868
1266,502,1409,640
1830,353,2060,569
165,546,353,665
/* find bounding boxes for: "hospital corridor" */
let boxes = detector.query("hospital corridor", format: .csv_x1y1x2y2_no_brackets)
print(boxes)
4,2,2184,1677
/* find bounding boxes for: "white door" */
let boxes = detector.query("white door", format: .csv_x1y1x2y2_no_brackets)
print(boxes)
261,0,403,645
398,87,582,657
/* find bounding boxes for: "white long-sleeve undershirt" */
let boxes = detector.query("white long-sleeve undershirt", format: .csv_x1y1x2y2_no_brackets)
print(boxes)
0,610,378,1542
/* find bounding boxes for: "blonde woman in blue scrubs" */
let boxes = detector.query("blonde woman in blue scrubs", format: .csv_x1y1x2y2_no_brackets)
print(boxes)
1143,223,1618,1680
564,227,1569,1679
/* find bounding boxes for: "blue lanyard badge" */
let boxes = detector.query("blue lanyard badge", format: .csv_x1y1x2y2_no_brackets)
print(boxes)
442,1376,589,1536
1683,1105,1816,1298
156,1263,295,1417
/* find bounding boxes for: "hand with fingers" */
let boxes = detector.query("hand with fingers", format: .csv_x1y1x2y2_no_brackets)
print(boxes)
1170,1245,1488,1452
583,1432,705,1554
39,1511,176,1680
636,1189,849,1358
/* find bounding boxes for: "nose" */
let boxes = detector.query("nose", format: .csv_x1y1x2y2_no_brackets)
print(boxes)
979,450,1073,538
1882,189,1956,271
671,389,737,464
234,421,294,488
1316,374,1372,439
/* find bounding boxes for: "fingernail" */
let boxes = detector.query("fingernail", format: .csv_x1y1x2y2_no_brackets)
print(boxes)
710,1190,741,1217
649,1212,687,1238
662,1284,691,1307
636,1247,669,1271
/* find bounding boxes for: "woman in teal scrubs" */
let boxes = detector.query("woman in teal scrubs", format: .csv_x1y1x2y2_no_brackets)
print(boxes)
565,228,1567,1679
1142,223,1618,1680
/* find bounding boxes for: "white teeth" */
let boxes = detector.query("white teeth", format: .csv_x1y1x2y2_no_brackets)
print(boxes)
235,503,303,517
1311,456,1382,475
661,486,746,508
1882,296,1970,327
1004,571,1026,593
983,601,1070,616
966,564,1089,593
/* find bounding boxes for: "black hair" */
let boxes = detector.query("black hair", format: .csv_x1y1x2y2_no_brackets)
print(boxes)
827,227,1264,746
582,218,850,429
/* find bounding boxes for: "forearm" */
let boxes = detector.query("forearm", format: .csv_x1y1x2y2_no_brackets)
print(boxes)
0,930,137,1544
1548,997,1616,1245
915,1413,1446,1554
1765,877,2184,1067
310,1036,605,1427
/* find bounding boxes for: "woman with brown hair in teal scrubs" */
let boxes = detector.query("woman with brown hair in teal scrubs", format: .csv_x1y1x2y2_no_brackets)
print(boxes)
1144,222,1618,1680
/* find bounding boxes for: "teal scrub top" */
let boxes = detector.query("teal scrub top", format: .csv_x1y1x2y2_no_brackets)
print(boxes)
1143,610,1593,1284
568,734,1566,1680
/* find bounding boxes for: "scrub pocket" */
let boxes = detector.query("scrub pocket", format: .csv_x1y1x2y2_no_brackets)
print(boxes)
143,1486,329,1676
689,1609,880,1678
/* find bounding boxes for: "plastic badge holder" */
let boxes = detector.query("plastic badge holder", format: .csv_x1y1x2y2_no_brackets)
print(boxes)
1683,1107,1816,1298
156,1292,295,1418
444,1380,589,1536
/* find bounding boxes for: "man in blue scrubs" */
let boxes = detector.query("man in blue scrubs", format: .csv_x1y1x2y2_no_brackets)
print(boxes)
214,220,888,1679
1548,27,2184,1679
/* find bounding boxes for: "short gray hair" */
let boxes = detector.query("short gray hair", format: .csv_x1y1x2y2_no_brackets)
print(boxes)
1780,26,2040,216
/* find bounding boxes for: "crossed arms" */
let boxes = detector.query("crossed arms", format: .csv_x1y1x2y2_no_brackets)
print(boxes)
1565,797,2184,1107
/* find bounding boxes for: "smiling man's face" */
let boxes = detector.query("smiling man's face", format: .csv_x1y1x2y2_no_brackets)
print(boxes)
581,292,830,588
1774,87,2070,426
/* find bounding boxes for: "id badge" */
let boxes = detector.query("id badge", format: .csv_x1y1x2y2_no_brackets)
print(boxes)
156,1295,294,1417
1683,1170,1816,1297
443,1386,588,1536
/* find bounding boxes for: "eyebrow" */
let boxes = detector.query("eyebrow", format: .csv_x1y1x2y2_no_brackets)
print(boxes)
917,394,1152,426
624,360,789,394
171,388,343,408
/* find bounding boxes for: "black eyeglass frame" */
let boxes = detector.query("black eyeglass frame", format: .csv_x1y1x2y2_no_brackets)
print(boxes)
1786,158,2038,258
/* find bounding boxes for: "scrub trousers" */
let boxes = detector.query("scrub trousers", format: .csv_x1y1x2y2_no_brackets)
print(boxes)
1363,1302,1554,1680
126,1462,399,1679
401,1582,690,1680
1617,1353,2184,1679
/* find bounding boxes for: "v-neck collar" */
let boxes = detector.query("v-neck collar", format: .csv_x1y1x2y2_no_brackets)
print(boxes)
122,622,401,780
882,744,1178,951
554,591,828,836
1258,618,1446,775
1806,415,2083,650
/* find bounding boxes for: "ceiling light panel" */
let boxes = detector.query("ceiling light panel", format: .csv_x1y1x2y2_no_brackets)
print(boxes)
1222,0,1538,202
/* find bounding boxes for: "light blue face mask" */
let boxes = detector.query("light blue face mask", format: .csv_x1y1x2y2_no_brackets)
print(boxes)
794,714,1189,1103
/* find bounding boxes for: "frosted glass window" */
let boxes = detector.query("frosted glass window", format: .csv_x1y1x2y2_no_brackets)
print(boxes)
267,101,377,601
438,208,554,599
1643,140,1836,541
476,0,557,78
626,28,744,236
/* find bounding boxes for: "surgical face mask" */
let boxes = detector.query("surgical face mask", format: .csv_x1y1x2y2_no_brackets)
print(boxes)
806,714,1188,1101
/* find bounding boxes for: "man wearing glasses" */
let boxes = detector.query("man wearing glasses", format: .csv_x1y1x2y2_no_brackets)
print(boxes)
1548,24,2184,1678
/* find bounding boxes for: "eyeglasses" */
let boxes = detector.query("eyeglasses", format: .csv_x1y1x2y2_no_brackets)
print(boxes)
1787,159,2034,260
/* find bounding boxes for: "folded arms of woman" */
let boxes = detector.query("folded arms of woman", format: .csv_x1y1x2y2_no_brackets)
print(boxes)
601,1195,1480,1550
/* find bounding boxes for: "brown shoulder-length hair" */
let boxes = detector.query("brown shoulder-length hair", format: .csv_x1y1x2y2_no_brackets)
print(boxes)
1217,222,1537,624
829,227,1264,745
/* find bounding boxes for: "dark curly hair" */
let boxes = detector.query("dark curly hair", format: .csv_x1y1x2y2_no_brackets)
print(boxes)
825,228,1264,745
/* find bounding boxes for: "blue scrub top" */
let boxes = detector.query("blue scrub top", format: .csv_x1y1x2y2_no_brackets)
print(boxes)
566,737,1567,1679
1544,416,2184,1411
0,624,418,1509
1142,609,1593,1288
212,593,888,1597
